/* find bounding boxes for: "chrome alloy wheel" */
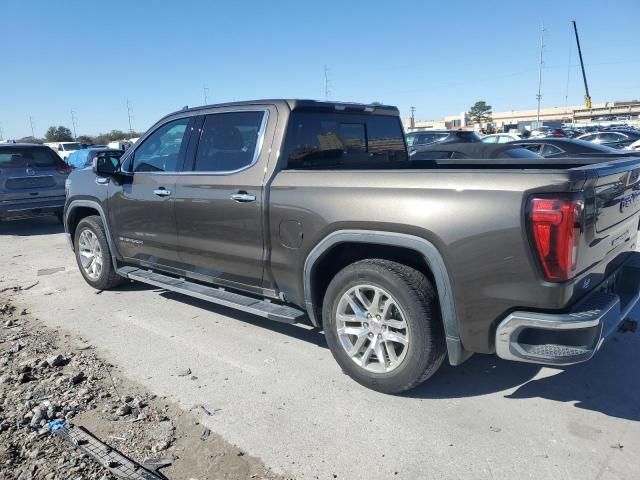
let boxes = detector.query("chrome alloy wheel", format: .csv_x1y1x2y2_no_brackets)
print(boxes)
78,229,103,280
335,284,409,373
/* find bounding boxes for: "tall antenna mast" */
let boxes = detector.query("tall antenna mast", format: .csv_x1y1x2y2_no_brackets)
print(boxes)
70,109,78,140
126,99,134,134
324,65,331,100
536,23,545,125
29,116,35,139
564,22,573,107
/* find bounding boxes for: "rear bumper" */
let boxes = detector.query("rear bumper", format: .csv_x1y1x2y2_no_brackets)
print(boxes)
496,252,640,365
0,195,65,220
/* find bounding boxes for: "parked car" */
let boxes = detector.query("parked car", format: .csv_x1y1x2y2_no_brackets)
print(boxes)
43,142,83,161
64,99,640,393
510,138,640,158
66,148,124,170
0,143,71,222
627,138,640,151
481,133,521,143
409,142,542,160
529,126,567,138
406,130,480,154
577,130,640,149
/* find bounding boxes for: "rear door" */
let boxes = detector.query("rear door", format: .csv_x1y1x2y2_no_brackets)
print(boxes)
0,146,67,201
174,108,270,288
109,117,193,265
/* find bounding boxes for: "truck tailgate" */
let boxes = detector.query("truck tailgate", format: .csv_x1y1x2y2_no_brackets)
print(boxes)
574,156,640,276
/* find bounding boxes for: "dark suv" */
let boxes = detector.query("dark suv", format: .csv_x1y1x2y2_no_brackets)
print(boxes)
0,144,70,222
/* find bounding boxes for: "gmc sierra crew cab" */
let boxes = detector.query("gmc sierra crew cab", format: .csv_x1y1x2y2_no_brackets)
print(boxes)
63,99,640,393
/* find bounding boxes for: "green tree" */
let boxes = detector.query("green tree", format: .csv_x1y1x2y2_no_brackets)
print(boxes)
77,135,95,144
468,101,492,124
17,136,45,144
45,126,74,142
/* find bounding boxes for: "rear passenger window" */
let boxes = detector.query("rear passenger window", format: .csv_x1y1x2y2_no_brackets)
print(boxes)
193,111,265,172
284,112,407,169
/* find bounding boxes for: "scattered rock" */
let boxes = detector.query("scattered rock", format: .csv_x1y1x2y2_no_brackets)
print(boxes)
489,426,502,433
70,371,85,385
610,442,624,450
116,404,132,416
47,354,65,367
177,368,192,377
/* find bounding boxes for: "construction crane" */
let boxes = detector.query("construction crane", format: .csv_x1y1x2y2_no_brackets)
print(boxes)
572,20,592,109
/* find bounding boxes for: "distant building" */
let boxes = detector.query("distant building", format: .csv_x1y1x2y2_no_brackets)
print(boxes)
405,101,640,131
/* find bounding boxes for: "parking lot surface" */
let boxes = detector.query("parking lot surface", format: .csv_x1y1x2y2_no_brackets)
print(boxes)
1,216,638,480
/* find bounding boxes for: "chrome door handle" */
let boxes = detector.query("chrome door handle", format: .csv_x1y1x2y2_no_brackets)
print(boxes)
230,192,256,203
153,188,171,197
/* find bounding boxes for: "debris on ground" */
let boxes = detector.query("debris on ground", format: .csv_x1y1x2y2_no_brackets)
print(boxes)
0,293,287,480
618,319,638,333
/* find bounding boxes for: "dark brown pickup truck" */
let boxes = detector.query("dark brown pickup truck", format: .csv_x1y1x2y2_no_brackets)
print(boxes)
63,99,640,393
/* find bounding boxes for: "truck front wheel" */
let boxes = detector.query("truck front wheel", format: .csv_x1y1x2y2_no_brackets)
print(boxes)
322,259,446,393
74,215,125,291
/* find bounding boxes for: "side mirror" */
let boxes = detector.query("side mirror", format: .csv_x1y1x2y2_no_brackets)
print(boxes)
92,153,121,176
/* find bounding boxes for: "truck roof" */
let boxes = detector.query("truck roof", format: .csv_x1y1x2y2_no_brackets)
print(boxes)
163,99,400,120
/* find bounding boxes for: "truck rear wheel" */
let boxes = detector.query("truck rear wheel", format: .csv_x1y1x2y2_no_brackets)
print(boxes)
322,259,446,393
74,215,125,291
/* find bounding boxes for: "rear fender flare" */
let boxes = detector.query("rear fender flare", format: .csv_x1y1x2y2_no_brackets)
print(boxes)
303,230,471,365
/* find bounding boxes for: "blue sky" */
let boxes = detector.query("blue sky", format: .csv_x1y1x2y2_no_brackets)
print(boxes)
1,0,638,138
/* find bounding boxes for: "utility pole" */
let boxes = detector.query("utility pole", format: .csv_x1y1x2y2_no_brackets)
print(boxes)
29,116,35,139
0,122,4,141
324,65,331,101
70,109,78,139
564,22,573,108
410,106,416,130
536,23,545,126
126,99,134,135
203,86,209,105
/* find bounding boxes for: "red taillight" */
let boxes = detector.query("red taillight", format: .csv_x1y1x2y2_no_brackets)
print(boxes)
529,196,583,281
56,162,73,174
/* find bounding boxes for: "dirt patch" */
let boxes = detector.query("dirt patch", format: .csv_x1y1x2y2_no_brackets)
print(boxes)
0,292,290,480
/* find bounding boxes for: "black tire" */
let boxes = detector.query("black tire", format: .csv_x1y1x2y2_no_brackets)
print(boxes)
322,259,446,394
74,215,125,290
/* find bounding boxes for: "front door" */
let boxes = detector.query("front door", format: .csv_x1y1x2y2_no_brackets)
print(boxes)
109,117,193,266
174,109,269,288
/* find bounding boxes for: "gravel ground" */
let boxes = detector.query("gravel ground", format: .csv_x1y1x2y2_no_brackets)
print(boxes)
1,216,639,480
0,291,288,480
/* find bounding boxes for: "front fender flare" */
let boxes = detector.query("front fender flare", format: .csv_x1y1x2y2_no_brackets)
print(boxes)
65,199,119,270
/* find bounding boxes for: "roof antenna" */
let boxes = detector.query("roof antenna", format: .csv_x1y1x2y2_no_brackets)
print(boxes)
182,105,189,111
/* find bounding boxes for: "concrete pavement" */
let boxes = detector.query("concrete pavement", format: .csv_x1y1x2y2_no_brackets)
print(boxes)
1,216,638,480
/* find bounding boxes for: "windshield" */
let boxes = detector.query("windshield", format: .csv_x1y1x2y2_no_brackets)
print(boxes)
0,147,61,168
62,143,82,151
571,139,622,153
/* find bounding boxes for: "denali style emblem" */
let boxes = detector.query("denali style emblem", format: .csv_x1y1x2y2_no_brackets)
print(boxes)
620,192,640,213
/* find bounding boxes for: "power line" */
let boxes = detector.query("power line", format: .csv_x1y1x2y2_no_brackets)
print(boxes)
126,99,134,134
70,109,78,139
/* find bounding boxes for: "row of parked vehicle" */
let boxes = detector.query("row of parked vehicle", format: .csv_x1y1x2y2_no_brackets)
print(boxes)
406,125,640,161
